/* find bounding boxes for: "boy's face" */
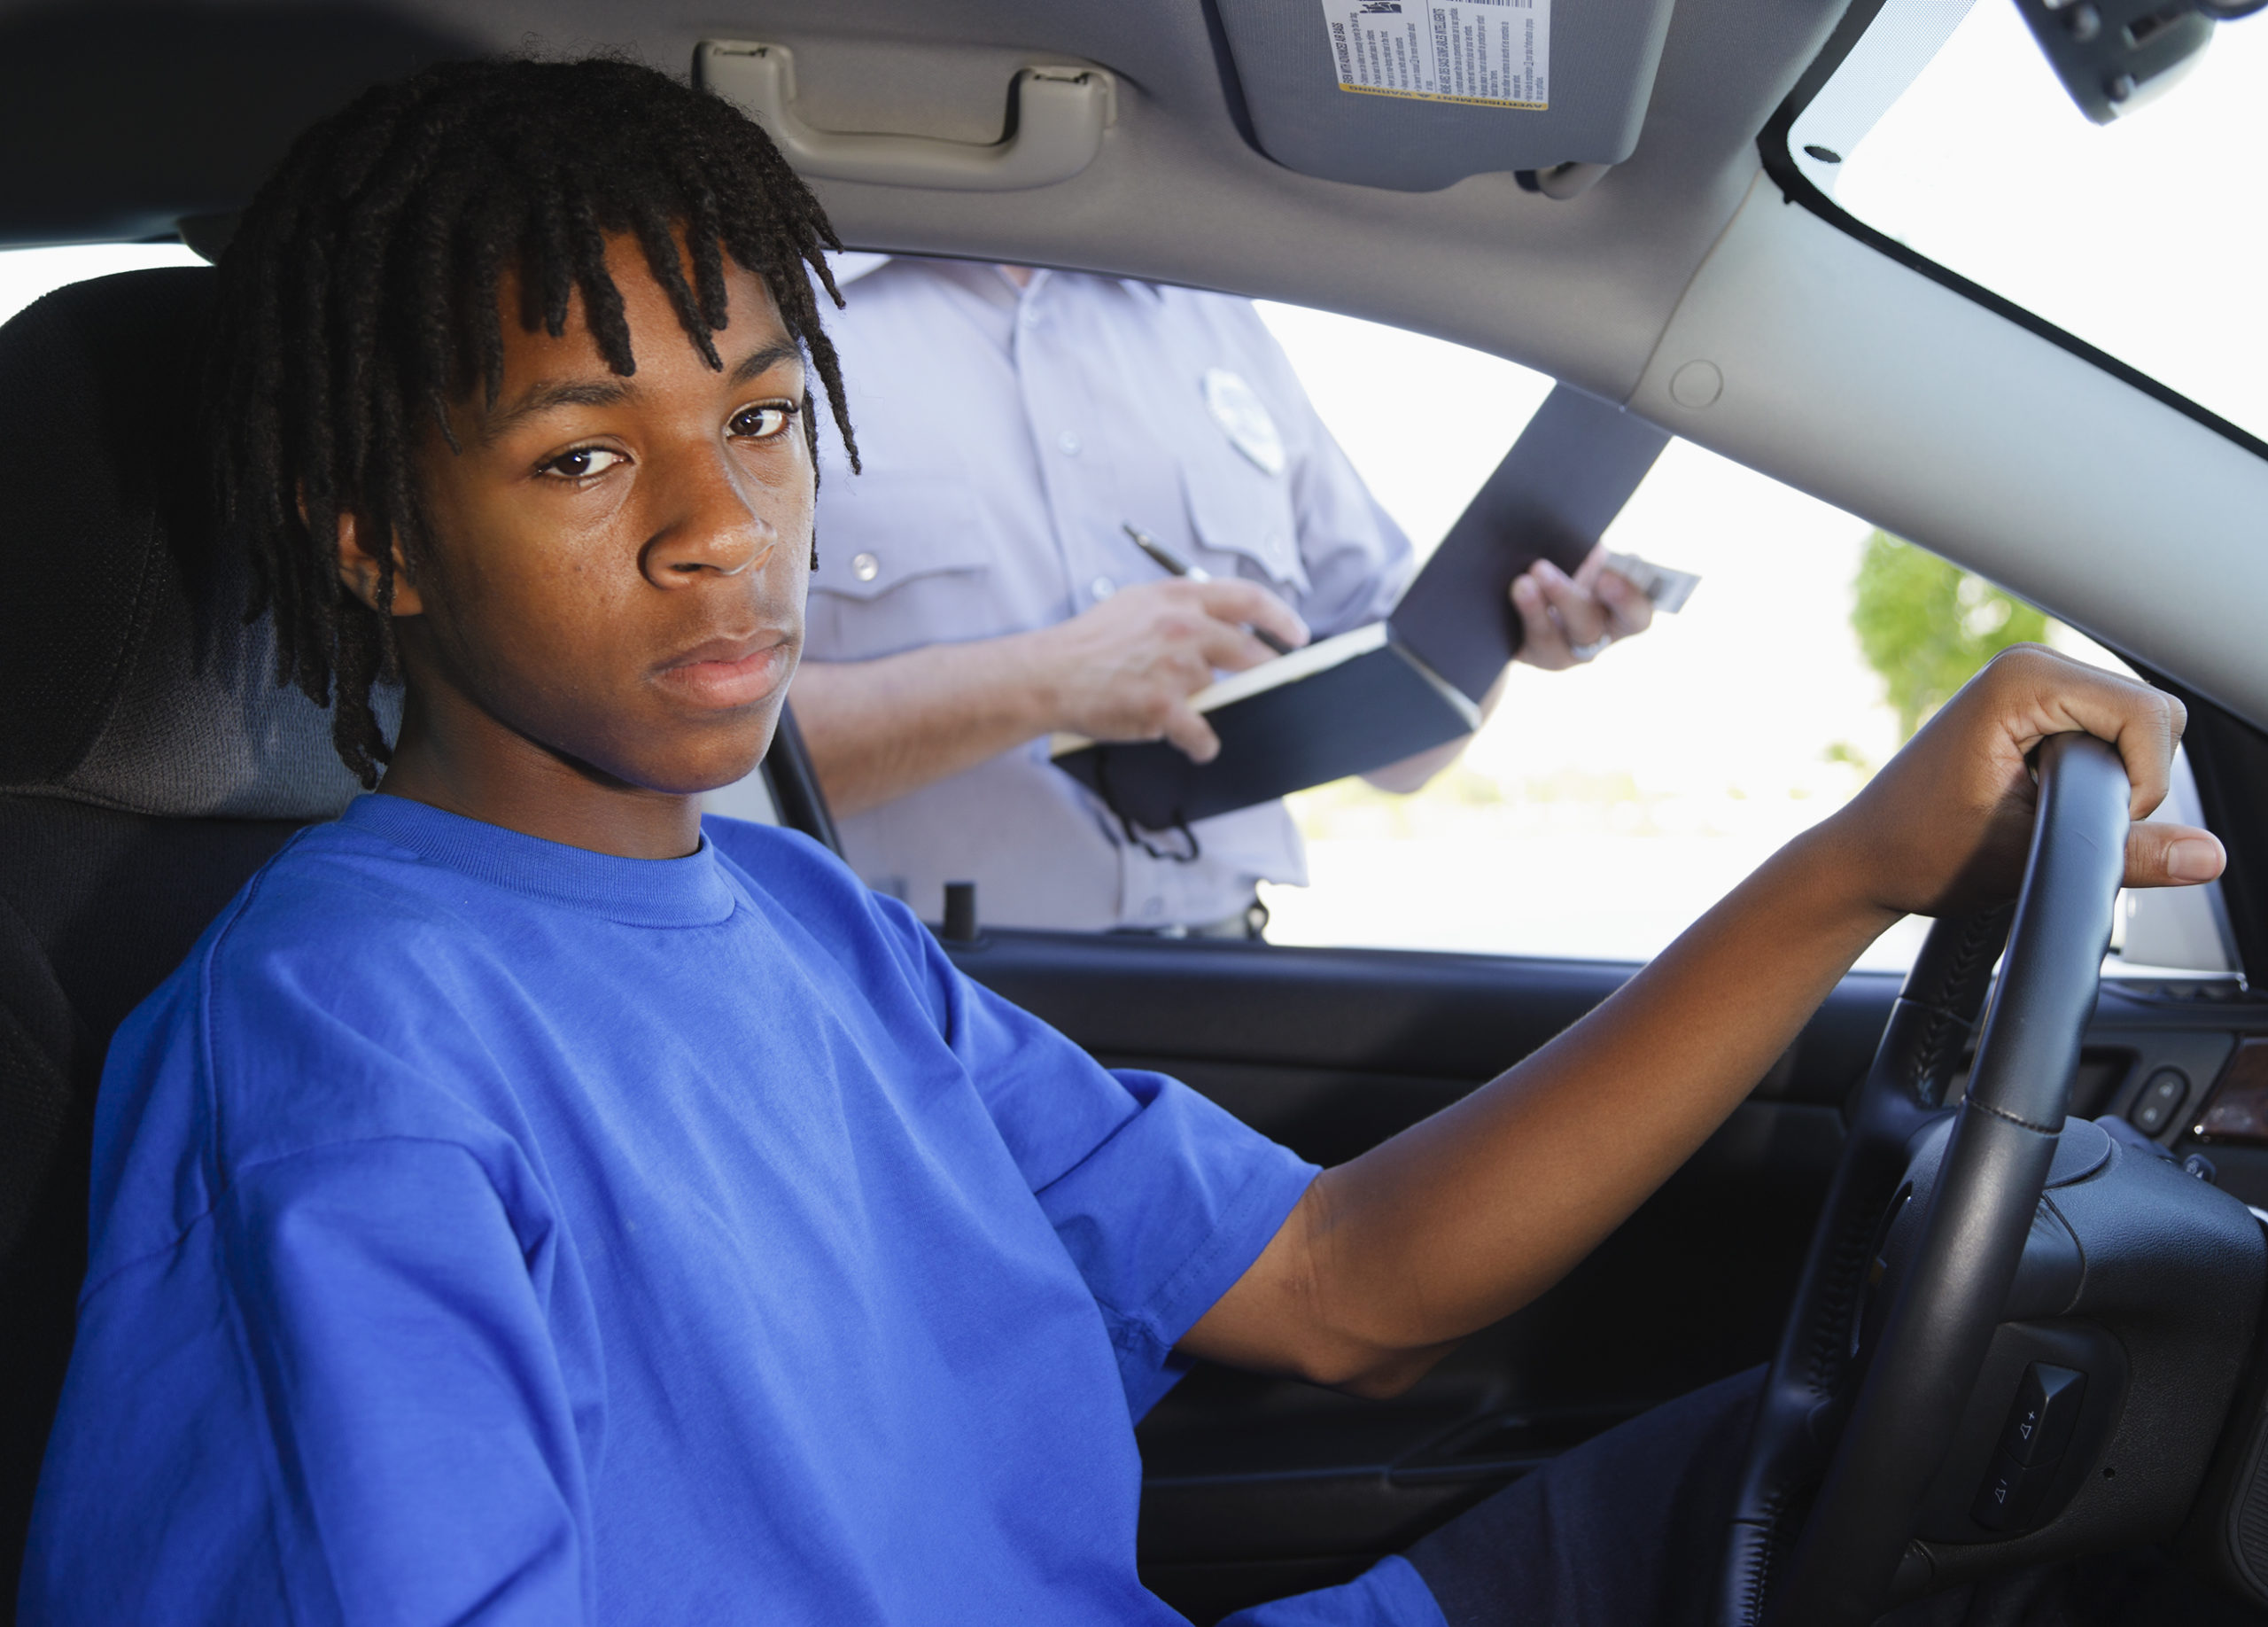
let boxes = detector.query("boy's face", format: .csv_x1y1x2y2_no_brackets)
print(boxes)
370,235,814,799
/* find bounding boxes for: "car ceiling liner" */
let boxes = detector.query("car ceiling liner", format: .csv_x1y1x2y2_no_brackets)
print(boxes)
1208,0,1677,192
0,2,481,247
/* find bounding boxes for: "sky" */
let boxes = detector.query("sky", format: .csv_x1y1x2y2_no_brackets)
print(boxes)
1835,0,2268,445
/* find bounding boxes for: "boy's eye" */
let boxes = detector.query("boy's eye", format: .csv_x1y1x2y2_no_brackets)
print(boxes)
540,447,625,480
731,402,796,440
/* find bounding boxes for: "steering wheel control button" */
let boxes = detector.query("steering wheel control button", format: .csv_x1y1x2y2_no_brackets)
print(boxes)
1972,1449,2055,1533
2001,1363,2085,1467
1975,1364,2087,1532
2131,1067,2190,1135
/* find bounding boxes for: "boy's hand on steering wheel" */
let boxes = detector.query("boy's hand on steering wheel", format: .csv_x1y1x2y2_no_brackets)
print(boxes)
1825,644,2225,922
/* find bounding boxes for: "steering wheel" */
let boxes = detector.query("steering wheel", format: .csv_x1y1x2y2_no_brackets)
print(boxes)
1715,732,2134,1627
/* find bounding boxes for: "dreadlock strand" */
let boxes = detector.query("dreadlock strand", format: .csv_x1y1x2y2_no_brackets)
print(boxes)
529,166,579,340
407,162,486,452
625,197,723,371
659,148,732,332
461,179,515,409
560,187,639,377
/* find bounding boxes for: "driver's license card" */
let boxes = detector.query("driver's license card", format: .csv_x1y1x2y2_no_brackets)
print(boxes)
1601,551,1700,613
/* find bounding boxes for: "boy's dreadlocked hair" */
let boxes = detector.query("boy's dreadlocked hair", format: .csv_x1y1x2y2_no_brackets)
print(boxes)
206,56,858,787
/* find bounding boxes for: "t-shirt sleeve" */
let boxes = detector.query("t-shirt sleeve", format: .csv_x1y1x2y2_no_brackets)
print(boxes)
870,889,1320,1418
24,1138,594,1625
1034,1063,1320,1417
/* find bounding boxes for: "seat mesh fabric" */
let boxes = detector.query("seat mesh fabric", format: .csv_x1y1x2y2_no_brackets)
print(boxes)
0,267,395,818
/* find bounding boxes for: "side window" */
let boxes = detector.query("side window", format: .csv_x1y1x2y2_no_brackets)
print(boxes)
2114,748,2240,978
1251,304,2238,977
0,242,207,327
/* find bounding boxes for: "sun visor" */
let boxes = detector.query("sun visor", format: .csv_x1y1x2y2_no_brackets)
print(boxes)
1215,0,1677,191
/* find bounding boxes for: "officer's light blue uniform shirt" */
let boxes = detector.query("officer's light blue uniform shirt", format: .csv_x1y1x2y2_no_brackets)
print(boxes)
789,257,1415,932
22,795,1441,1625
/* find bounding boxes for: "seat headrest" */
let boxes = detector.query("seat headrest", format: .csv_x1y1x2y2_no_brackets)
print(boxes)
0,267,394,821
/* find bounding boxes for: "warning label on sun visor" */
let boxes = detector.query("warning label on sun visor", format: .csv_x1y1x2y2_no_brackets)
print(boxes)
1320,0,1550,111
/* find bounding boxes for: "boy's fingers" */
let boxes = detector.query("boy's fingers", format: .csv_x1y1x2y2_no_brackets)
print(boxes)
1984,648,2184,820
2124,821,2225,889
2062,678,2182,822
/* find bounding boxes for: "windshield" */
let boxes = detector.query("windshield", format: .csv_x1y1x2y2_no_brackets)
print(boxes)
1797,0,2268,448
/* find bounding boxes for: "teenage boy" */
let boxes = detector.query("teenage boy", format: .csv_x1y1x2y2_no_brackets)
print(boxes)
20,57,2225,1627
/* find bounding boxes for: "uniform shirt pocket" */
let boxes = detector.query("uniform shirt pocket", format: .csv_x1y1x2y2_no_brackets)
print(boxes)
808,477,1000,662
1179,458,1309,601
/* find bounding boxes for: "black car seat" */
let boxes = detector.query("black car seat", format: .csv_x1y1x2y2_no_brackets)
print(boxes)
0,266,837,1614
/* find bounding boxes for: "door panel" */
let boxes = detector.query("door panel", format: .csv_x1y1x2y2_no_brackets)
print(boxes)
949,930,1897,1109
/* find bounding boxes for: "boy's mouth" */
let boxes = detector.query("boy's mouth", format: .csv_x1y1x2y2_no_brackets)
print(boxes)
654,632,796,710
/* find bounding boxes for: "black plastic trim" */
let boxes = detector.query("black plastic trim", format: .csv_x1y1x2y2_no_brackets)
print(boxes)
1754,3,2268,466
759,701,843,857
2132,662,2268,986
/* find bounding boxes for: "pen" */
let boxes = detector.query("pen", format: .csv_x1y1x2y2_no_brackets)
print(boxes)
1122,524,1294,655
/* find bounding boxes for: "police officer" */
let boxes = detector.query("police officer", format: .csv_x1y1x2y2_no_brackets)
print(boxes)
779,256,1652,934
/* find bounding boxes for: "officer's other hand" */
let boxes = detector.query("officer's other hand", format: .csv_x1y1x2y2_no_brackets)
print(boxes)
1041,579,1309,763
1511,543,1653,672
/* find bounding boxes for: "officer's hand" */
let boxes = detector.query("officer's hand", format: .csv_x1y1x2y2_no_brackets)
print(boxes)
1511,544,1653,671
1039,579,1309,763
1823,645,2222,921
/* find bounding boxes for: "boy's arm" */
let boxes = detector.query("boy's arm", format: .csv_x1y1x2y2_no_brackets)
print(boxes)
1179,648,2225,1397
27,1137,592,1623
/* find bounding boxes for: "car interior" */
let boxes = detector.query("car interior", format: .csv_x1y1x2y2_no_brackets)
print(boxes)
4,0,2268,1623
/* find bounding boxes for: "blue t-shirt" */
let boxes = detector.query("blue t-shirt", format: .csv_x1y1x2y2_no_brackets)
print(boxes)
20,796,1456,1624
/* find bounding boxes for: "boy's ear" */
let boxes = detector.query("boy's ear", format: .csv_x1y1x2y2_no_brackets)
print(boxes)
332,509,424,618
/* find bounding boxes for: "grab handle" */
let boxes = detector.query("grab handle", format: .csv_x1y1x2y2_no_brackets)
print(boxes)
695,42,1114,192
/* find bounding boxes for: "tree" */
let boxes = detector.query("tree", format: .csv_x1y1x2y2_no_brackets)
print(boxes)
1852,531,2047,740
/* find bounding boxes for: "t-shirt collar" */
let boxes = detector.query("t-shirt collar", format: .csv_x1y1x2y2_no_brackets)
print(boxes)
338,794,737,928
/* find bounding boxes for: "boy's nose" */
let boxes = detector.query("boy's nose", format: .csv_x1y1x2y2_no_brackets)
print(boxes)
641,457,776,587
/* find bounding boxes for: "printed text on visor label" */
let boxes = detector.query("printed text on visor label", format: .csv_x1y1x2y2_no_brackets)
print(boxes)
1320,0,1550,111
